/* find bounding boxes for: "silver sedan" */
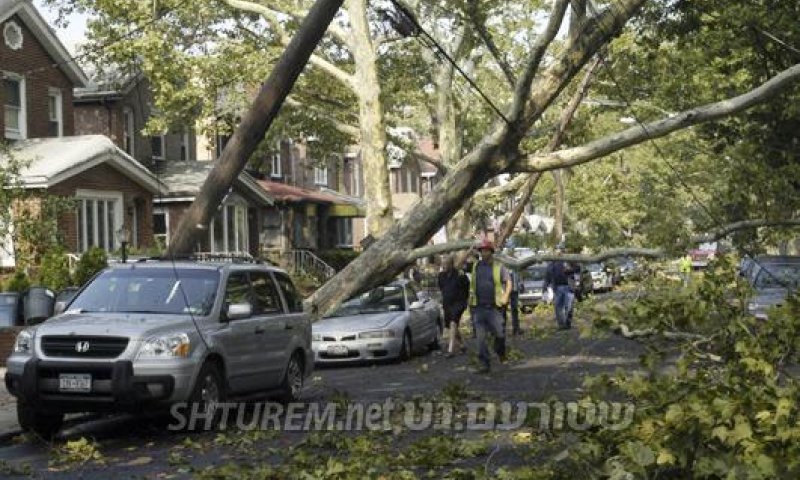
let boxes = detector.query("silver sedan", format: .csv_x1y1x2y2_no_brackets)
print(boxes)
312,281,442,364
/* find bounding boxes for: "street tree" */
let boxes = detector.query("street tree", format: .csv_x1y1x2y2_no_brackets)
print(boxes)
307,0,800,316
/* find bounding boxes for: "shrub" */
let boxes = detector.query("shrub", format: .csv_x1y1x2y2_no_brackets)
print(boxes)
5,269,30,292
74,247,108,287
38,247,72,291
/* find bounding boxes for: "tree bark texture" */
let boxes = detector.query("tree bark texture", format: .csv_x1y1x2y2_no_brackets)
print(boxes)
347,0,394,238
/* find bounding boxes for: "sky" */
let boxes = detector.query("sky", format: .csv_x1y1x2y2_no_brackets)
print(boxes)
34,0,88,55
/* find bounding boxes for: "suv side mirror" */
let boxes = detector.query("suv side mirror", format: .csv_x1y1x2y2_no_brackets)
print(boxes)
226,302,252,320
53,301,67,316
409,300,424,311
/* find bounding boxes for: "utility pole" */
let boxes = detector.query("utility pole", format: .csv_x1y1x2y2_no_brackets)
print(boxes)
167,0,344,255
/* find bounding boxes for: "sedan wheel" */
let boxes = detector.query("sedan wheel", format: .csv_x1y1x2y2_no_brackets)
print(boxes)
429,319,442,351
399,330,412,361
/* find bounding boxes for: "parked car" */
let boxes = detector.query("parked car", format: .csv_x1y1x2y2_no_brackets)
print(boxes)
569,263,594,301
586,263,613,292
617,257,640,281
746,256,800,320
519,264,547,312
5,260,313,438
312,280,442,364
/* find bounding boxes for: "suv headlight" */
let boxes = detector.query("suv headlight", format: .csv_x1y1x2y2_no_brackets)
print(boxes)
13,329,34,354
138,333,191,359
359,330,396,339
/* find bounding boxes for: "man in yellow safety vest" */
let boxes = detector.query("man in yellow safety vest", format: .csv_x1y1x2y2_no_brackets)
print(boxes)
468,239,513,374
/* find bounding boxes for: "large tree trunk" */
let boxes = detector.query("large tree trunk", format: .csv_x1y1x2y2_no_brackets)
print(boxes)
167,0,344,255
347,0,394,238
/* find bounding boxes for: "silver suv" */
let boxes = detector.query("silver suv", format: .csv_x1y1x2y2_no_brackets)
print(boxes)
4,260,313,438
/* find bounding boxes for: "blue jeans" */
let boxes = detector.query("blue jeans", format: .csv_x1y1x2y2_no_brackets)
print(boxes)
554,285,572,328
472,306,506,367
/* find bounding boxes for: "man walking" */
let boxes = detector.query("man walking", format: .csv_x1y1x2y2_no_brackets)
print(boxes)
503,269,524,335
543,245,573,330
438,254,470,356
468,239,512,373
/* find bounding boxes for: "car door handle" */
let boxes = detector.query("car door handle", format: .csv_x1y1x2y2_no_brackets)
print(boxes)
284,323,294,330
254,327,265,334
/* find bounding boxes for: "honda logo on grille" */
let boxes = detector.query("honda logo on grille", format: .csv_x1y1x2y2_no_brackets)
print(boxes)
75,341,90,353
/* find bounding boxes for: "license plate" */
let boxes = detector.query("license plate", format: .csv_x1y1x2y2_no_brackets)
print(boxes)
326,345,349,356
59,373,91,392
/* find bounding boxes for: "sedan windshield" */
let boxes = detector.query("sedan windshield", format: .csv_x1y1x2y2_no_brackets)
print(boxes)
68,268,220,316
754,264,800,290
327,285,406,317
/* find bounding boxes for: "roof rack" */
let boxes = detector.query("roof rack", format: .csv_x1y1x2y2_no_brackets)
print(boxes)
143,252,275,264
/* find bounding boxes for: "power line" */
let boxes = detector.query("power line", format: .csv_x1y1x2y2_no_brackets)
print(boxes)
386,0,511,125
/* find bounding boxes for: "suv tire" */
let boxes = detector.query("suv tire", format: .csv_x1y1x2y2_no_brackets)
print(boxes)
277,353,304,403
187,362,225,429
18,400,63,439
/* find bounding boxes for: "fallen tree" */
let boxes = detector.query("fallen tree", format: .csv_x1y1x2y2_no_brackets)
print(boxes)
308,46,800,316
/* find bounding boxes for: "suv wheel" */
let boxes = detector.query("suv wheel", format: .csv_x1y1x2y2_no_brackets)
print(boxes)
278,353,304,403
188,362,225,428
18,401,63,439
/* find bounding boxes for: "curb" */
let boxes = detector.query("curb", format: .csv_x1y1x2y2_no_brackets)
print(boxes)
0,428,22,445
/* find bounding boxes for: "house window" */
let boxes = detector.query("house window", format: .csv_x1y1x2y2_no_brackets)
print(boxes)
215,134,230,158
353,160,362,196
209,201,248,252
47,89,63,137
271,152,282,178
151,135,165,160
122,107,135,155
75,191,123,253
3,75,25,140
180,131,190,161
336,218,353,248
153,208,169,248
314,166,328,186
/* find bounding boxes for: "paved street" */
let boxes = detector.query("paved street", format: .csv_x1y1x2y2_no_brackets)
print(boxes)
0,307,649,478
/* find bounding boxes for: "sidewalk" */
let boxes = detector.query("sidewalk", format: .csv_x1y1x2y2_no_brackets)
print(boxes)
0,368,19,435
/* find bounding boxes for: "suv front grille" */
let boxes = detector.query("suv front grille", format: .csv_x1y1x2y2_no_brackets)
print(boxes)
41,336,129,358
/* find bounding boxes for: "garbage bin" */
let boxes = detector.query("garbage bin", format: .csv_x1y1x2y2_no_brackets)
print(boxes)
0,292,22,327
23,286,56,325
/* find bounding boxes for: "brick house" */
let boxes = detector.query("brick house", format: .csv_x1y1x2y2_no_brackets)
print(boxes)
1,0,89,141
0,135,162,267
256,139,365,253
74,73,197,170
153,161,273,257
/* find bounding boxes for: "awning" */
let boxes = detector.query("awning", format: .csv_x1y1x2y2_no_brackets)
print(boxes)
329,203,366,217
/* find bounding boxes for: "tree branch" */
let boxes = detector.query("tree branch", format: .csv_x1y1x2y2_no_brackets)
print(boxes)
223,0,355,88
285,96,360,137
512,63,800,172
691,218,800,243
467,0,516,87
507,0,571,123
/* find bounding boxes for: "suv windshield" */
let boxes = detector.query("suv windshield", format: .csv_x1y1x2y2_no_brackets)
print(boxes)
523,267,546,281
754,264,800,290
68,268,220,315
327,285,406,317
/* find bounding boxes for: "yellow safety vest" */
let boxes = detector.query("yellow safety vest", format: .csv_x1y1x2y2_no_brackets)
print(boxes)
469,262,504,308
